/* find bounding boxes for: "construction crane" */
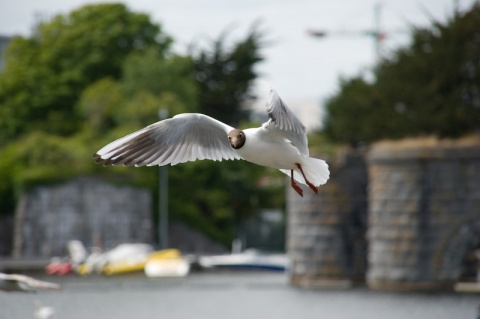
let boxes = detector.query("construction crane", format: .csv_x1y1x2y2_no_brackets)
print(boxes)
307,3,406,61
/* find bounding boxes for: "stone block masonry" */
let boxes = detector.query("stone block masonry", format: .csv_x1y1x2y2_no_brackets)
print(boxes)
13,177,153,258
288,136,480,291
367,137,480,291
288,150,368,287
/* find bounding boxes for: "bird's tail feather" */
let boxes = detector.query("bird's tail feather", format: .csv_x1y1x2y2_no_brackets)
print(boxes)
279,156,330,187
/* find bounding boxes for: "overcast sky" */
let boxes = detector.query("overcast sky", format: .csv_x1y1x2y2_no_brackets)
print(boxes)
0,0,476,129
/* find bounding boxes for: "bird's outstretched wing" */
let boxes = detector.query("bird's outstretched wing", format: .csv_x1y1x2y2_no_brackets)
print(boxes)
263,89,309,155
94,113,242,167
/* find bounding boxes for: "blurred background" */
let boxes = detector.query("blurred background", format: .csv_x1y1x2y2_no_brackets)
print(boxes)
0,1,479,318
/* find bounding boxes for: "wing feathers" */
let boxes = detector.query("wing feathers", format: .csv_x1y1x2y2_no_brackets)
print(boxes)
94,113,242,167
264,89,309,155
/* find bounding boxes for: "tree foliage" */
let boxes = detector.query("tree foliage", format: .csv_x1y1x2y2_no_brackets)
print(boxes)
323,3,480,145
0,4,272,247
193,26,264,127
0,3,171,144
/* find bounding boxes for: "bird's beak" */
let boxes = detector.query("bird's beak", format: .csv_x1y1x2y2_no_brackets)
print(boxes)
230,136,246,149
230,139,240,149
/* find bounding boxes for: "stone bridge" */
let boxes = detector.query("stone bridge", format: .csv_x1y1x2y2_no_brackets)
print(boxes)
288,137,480,291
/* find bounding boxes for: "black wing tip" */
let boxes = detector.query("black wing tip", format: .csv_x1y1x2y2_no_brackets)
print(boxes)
93,153,113,166
93,153,104,164
93,153,146,167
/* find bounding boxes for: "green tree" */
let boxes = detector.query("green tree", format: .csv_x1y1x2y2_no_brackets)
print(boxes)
323,77,387,145
0,3,171,144
323,3,480,144
184,26,273,245
122,48,197,111
0,3,275,248
76,77,123,135
193,26,264,127
73,22,270,247
0,3,176,215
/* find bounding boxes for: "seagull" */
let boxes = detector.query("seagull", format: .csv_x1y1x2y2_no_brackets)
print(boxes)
0,273,61,292
94,89,329,196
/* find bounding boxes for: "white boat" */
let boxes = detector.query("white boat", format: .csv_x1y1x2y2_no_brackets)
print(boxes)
144,249,190,277
198,249,288,271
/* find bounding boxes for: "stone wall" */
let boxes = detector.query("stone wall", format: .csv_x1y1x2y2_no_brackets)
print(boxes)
169,222,228,254
13,177,153,258
0,215,13,256
367,138,480,290
287,150,368,287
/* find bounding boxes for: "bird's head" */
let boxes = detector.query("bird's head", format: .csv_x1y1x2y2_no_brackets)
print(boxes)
228,129,246,149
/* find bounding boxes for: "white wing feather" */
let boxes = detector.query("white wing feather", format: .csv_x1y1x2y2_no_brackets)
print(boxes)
263,89,309,155
94,113,242,166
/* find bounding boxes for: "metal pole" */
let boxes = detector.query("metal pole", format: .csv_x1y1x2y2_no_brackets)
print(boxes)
374,2,382,61
158,109,169,249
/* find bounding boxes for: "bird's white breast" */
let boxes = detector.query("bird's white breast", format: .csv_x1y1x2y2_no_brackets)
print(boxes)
235,128,302,170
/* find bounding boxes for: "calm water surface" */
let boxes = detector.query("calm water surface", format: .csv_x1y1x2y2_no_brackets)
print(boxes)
0,272,478,319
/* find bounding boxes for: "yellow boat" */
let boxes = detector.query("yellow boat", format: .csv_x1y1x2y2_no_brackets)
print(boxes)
75,247,188,276
103,249,188,276
102,259,147,275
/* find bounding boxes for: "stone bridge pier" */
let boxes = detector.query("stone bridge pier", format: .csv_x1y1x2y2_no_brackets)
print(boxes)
288,137,480,291
367,139,480,291
287,150,368,287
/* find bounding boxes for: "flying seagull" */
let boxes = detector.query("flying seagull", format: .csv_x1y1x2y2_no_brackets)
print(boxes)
94,89,329,196
0,273,61,292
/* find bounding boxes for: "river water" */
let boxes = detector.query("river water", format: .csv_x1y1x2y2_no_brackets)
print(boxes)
1,272,478,319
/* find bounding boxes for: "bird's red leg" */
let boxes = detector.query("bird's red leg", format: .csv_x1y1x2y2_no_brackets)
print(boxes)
295,163,319,194
291,169,303,197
